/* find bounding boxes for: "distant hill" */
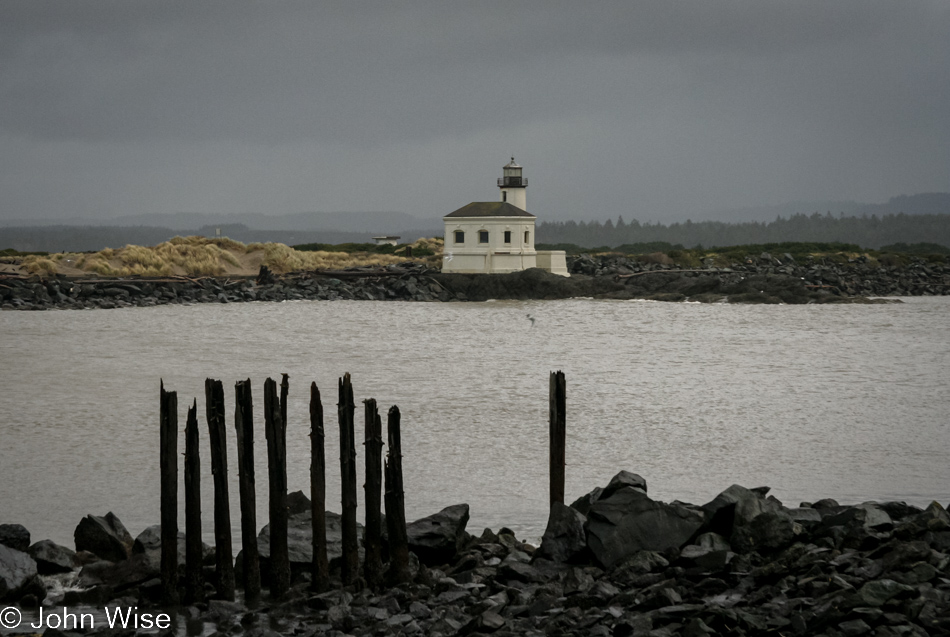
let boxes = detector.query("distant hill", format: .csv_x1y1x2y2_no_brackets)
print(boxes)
0,210,443,234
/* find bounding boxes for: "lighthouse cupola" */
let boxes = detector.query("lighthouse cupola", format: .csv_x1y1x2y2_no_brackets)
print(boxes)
498,157,527,210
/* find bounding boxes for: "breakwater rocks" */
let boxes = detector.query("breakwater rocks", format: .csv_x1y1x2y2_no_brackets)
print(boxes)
2,252,948,310
570,252,950,301
0,264,455,311
3,475,949,636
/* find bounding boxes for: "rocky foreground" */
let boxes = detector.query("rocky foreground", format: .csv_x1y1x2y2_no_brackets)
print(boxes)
2,473,949,636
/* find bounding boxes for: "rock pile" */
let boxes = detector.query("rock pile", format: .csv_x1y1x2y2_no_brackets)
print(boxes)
2,252,947,310
2,474,948,636
0,264,457,311
570,253,950,300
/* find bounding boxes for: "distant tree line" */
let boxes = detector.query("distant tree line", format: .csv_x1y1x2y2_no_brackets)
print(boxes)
537,212,950,250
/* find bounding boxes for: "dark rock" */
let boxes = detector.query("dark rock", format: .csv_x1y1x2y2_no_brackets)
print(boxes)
821,503,893,531
132,524,213,569
78,553,157,590
256,506,360,582
734,511,803,553
701,484,782,540
586,487,704,568
537,502,587,563
601,471,648,498
461,609,506,634
28,539,78,574
74,512,133,562
499,561,545,583
0,524,30,552
0,544,46,602
407,503,470,566
570,487,604,517
854,579,915,607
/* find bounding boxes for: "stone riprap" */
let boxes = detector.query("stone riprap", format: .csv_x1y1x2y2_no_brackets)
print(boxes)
1,253,947,310
3,472,949,636
570,252,950,300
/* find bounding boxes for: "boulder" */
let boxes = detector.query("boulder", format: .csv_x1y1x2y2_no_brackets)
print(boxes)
255,500,362,582
820,504,893,532
701,484,782,540
586,487,704,568
28,539,78,574
74,512,133,562
78,553,157,591
601,471,648,498
734,511,803,553
0,524,30,552
537,502,588,563
406,504,470,566
132,524,213,569
570,487,604,517
0,544,46,602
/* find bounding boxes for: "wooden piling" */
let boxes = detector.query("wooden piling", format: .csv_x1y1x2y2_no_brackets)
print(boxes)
184,399,203,604
363,399,384,590
280,373,289,434
264,377,290,598
549,370,566,507
159,381,179,605
310,382,330,592
338,373,359,585
234,379,260,603
205,378,235,601
384,405,411,585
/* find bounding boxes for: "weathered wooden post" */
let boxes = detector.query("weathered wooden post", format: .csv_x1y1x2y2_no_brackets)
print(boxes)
264,377,290,598
184,399,203,604
280,373,289,433
384,405,411,585
310,382,330,592
363,399,384,590
206,378,235,601
549,370,566,507
338,373,359,585
234,379,260,603
159,381,179,605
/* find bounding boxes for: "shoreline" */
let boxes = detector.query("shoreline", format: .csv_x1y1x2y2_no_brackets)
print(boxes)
5,253,949,311
2,473,948,636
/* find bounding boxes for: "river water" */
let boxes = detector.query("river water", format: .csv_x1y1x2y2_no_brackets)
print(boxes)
1,297,948,546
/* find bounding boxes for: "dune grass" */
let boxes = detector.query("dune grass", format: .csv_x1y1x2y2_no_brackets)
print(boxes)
20,236,443,277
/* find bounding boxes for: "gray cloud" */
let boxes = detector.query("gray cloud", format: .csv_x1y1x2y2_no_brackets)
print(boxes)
0,1,948,223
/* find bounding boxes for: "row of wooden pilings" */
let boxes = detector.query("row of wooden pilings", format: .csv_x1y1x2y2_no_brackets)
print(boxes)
157,370,567,606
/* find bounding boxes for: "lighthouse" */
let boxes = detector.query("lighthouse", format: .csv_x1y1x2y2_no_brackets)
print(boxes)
441,158,568,276
498,157,527,210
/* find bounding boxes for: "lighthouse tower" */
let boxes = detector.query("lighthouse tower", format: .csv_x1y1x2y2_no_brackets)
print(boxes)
498,157,527,210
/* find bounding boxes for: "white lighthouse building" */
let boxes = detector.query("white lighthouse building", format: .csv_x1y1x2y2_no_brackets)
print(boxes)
441,158,568,276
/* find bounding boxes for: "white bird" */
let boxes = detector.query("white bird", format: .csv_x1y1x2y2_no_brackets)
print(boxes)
527,314,536,327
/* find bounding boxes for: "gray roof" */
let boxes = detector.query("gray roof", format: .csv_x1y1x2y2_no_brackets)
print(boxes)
444,201,535,218
504,157,522,169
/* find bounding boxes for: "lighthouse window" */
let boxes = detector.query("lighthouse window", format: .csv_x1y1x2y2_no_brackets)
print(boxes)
504,231,511,244
454,230,464,244
524,230,530,244
479,230,489,244
502,192,507,202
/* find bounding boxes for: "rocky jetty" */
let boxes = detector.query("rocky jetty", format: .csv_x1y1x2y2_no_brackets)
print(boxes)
2,474,949,636
570,252,950,301
1,252,947,310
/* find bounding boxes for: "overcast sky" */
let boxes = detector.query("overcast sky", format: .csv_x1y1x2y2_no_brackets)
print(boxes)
2,1,949,224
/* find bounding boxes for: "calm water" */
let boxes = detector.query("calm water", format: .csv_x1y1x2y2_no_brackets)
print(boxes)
1,297,948,546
